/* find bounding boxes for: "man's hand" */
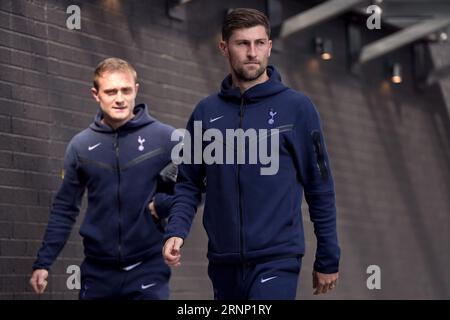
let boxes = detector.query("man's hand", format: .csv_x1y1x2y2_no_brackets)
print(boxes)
313,270,338,295
30,269,49,294
163,237,184,267
148,201,158,219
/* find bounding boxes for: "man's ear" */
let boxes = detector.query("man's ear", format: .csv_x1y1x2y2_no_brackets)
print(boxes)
219,40,228,57
135,82,140,94
91,87,100,102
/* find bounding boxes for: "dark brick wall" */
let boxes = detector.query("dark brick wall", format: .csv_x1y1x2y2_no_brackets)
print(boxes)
1,0,449,299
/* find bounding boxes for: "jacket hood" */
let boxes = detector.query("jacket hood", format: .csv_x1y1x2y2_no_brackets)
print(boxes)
89,103,155,132
219,65,288,104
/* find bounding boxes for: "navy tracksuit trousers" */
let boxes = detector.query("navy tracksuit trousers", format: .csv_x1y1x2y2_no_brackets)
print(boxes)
208,256,302,300
79,255,170,300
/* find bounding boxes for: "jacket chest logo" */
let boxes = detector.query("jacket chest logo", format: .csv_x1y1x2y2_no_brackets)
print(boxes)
138,136,146,151
268,108,277,125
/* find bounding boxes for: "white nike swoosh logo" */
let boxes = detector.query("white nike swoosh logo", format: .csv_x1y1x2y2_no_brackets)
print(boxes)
209,115,224,123
122,261,142,271
261,276,278,283
141,283,156,290
88,143,101,151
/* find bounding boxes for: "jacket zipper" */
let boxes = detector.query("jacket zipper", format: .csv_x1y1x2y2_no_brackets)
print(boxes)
114,132,123,263
238,97,245,262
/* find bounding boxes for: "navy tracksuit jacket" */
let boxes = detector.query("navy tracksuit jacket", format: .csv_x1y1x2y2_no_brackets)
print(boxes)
166,66,340,274
33,104,176,270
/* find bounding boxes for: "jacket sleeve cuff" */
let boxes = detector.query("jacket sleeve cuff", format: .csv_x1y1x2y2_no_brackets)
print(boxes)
313,258,340,274
32,260,51,271
163,232,186,244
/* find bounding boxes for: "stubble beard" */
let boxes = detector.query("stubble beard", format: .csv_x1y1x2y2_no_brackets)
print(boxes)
234,62,267,82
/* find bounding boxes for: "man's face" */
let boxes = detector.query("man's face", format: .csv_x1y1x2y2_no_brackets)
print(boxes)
91,70,139,129
220,25,272,82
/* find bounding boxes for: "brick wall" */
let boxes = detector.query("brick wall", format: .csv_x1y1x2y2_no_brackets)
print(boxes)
1,0,449,299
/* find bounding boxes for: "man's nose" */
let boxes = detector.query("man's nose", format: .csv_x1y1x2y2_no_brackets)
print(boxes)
247,43,257,59
115,91,124,104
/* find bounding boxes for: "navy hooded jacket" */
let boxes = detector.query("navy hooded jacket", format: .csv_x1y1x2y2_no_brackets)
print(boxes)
33,104,176,270
165,66,340,273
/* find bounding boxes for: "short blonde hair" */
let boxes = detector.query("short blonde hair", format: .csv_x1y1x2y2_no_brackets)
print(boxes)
93,57,137,90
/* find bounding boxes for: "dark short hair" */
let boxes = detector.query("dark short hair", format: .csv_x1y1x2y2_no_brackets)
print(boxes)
222,8,271,42
93,57,137,90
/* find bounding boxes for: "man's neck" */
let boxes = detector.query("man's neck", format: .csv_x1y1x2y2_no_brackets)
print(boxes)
232,70,269,94
101,115,134,130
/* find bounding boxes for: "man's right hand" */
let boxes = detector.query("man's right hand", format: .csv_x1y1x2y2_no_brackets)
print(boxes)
163,237,184,267
30,269,49,294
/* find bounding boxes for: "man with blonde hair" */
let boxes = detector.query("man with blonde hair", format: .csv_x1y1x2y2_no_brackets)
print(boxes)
30,58,177,299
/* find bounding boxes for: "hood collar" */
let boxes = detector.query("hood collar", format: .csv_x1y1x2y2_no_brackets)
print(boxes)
219,65,288,104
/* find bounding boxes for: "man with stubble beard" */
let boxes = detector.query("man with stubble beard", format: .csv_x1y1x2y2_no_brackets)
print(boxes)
163,8,340,299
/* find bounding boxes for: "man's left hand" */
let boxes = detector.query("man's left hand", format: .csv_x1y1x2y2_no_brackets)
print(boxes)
313,270,338,295
148,201,158,219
